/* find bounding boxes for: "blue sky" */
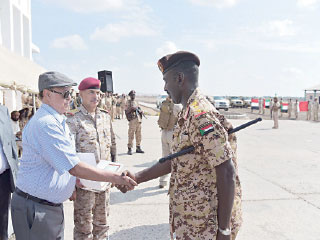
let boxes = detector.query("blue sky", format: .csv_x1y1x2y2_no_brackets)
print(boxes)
31,0,320,97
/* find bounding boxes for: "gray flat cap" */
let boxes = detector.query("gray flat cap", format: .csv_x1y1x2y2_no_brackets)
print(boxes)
38,71,77,92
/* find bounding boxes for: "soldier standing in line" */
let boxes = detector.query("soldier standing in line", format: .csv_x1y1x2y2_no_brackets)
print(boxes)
105,92,112,114
157,96,182,188
269,98,273,119
111,94,117,121
313,98,319,121
294,99,299,119
271,97,280,129
288,99,293,119
125,90,144,155
262,99,265,115
258,98,262,114
307,100,312,120
116,95,121,119
120,94,127,119
118,51,242,240
67,77,117,240
279,98,283,118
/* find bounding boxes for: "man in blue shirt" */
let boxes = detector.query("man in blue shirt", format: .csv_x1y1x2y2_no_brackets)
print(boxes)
11,71,137,240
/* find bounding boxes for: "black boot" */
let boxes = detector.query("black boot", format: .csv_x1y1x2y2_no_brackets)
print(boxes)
127,148,132,155
136,146,144,153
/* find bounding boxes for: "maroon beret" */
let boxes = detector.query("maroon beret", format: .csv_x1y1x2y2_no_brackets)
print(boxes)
78,77,101,91
157,51,200,74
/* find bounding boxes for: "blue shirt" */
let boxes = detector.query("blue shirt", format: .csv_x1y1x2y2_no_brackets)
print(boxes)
16,104,80,203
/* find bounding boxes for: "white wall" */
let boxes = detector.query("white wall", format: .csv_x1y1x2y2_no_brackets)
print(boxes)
0,0,32,59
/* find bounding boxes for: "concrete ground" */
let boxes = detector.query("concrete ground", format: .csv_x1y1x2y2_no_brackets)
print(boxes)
63,114,320,240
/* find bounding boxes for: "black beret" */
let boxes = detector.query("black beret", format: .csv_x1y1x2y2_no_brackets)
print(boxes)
157,51,200,74
129,90,136,96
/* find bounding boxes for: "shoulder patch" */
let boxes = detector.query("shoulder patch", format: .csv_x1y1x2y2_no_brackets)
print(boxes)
198,121,215,136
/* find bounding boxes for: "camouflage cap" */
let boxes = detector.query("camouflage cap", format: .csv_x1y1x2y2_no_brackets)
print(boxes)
157,51,200,74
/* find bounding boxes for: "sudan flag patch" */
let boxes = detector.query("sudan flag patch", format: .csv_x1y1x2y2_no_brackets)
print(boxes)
199,122,214,136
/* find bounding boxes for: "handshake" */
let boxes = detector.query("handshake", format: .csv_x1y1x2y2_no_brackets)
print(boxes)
114,170,138,193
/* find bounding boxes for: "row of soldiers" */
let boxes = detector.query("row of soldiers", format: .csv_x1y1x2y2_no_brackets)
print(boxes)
258,98,319,121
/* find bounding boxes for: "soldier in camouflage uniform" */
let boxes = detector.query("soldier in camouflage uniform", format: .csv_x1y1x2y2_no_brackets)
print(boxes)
125,90,144,155
119,51,242,240
66,77,116,240
120,94,127,119
157,96,182,188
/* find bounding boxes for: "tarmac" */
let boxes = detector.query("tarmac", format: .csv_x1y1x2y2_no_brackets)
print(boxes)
61,112,320,240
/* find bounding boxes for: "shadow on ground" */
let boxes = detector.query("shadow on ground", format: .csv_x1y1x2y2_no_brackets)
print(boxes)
111,186,168,204
110,223,170,240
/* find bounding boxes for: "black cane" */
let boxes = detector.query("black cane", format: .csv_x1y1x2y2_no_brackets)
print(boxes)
159,118,262,163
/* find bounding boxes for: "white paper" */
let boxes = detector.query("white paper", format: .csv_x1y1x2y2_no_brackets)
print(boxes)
76,153,123,192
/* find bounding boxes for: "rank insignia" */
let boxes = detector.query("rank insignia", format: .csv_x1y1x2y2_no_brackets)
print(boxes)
199,122,214,136
195,111,207,120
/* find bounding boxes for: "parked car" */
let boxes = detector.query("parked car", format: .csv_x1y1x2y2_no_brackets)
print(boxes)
229,96,244,108
156,95,167,108
242,97,251,108
213,96,229,111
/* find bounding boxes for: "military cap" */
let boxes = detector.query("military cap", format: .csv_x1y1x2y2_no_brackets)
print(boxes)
39,71,77,92
78,77,101,91
157,51,200,74
128,90,136,96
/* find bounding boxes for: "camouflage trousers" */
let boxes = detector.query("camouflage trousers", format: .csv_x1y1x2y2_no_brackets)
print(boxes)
120,106,125,119
159,129,173,185
74,188,110,240
127,118,142,148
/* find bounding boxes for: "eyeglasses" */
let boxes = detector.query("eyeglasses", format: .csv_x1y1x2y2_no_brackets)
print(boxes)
48,89,71,99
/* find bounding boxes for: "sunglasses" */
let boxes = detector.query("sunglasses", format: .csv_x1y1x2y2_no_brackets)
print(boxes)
48,89,72,99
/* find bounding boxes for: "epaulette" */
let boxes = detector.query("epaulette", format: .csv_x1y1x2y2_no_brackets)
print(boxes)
99,108,109,113
65,112,75,117
70,108,80,114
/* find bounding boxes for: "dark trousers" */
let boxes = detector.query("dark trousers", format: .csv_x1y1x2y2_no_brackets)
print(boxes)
0,169,11,240
11,193,64,240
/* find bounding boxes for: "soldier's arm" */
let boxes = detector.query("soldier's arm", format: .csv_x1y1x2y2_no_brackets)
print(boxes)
216,159,235,231
117,160,171,193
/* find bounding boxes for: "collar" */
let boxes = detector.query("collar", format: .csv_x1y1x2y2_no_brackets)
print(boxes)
180,88,201,120
42,104,66,124
79,104,100,116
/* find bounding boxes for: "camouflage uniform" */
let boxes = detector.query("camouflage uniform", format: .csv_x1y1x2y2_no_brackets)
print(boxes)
120,96,127,119
158,98,181,187
126,99,142,148
307,101,312,120
313,100,319,121
116,98,121,119
67,105,116,240
294,101,298,119
272,102,280,128
169,88,242,240
111,96,116,121
105,96,112,113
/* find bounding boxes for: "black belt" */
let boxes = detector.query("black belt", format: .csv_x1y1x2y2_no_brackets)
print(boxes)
15,188,62,207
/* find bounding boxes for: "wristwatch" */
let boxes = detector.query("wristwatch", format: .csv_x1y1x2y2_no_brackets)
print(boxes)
218,227,231,236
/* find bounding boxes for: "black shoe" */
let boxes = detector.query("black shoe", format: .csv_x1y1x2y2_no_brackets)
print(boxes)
136,146,144,153
127,148,132,155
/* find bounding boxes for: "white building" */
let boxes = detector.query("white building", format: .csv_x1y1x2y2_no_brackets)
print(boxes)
0,0,45,112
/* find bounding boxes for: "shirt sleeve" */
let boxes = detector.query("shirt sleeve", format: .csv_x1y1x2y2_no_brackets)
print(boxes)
188,110,233,168
38,122,80,174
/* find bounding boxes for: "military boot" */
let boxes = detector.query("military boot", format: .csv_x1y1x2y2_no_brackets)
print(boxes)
127,148,132,155
136,146,144,153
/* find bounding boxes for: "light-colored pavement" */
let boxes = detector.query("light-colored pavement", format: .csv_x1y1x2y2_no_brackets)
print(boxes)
64,116,320,240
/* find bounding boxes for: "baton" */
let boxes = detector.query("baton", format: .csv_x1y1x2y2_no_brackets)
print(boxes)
159,118,262,163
